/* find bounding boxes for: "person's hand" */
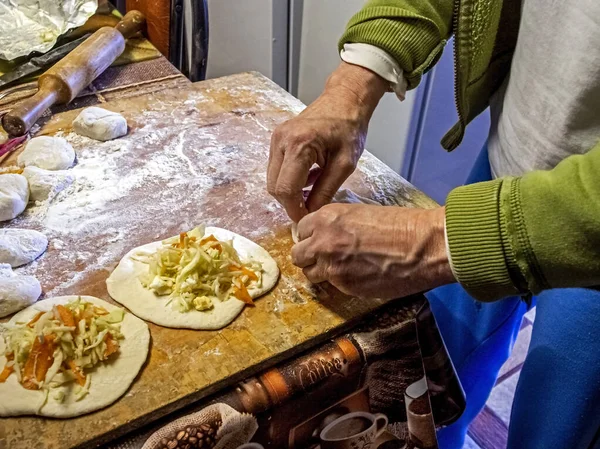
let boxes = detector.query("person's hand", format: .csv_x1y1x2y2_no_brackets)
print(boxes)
267,62,388,222
291,204,455,299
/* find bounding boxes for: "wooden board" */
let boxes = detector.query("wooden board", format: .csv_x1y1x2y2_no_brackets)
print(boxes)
0,72,438,449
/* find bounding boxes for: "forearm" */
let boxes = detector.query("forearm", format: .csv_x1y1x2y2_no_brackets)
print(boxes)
322,62,388,122
446,142,600,301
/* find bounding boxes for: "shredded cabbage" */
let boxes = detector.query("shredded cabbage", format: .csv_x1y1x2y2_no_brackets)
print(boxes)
137,226,263,312
0,298,124,402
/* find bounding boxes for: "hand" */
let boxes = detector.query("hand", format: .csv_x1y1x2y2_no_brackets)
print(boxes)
267,62,388,222
291,204,455,299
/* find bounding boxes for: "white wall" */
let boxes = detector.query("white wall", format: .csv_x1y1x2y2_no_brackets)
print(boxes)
297,0,415,173
205,0,287,87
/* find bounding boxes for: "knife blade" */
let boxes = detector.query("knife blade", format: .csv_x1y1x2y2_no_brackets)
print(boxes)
0,35,90,90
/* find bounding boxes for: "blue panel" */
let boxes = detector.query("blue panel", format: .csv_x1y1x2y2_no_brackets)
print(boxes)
403,40,490,205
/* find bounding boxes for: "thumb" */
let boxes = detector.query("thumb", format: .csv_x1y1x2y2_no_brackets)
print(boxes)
306,154,356,212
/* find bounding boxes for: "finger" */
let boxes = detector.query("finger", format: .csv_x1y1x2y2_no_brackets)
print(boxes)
267,131,285,195
306,154,355,213
296,211,317,241
274,146,317,222
291,238,316,268
303,264,329,284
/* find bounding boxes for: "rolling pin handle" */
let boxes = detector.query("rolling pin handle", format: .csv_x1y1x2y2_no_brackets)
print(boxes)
2,84,59,137
115,10,146,39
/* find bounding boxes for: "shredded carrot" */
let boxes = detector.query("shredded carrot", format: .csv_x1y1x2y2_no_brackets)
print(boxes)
55,305,75,327
229,265,258,281
0,353,14,383
200,235,218,245
27,311,44,328
104,333,119,358
0,365,13,383
200,235,222,252
67,360,86,387
233,284,254,306
22,336,55,390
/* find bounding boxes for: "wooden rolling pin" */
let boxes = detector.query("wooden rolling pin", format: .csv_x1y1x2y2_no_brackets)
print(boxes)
2,10,145,137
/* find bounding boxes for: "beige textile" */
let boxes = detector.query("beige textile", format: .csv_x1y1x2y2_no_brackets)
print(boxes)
141,403,258,449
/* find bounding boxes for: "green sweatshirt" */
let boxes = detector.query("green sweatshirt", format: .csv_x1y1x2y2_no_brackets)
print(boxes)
339,0,600,301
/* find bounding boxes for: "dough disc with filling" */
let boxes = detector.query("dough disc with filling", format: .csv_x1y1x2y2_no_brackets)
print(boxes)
0,296,150,418
107,227,279,329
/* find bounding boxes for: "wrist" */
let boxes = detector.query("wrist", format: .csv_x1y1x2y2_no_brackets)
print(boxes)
325,62,387,120
423,207,456,287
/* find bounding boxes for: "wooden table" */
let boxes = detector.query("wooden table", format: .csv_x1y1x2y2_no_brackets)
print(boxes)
0,72,438,449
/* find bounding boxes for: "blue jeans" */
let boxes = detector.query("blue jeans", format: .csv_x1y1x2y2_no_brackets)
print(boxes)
427,146,600,449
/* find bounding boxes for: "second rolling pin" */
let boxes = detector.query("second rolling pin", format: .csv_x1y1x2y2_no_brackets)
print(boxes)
2,10,145,137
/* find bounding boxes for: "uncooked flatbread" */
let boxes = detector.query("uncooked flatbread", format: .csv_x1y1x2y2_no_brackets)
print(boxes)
0,264,41,318
0,228,48,267
107,227,279,329
18,136,75,171
0,296,150,418
73,107,128,141
0,174,29,222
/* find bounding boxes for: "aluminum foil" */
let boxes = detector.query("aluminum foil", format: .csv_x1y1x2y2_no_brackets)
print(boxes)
0,0,98,61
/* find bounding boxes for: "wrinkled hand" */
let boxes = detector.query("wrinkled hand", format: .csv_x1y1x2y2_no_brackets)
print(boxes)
267,62,387,222
292,204,455,299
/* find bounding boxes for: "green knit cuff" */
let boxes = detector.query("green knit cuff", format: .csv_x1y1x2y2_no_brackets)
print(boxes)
338,6,446,90
446,179,521,301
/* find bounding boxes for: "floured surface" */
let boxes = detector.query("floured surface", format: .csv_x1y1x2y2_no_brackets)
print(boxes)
107,227,279,329
0,72,436,449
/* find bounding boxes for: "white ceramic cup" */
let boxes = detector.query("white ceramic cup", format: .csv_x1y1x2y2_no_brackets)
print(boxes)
319,411,388,449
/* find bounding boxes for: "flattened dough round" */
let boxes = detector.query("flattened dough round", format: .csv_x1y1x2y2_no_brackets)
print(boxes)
73,107,128,141
107,227,279,329
18,136,75,170
0,263,41,317
0,228,48,267
0,174,29,222
0,296,150,418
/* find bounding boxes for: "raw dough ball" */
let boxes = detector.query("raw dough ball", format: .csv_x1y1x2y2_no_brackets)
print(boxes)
0,229,48,267
18,136,75,170
0,174,29,222
23,166,74,202
0,264,41,317
73,107,128,141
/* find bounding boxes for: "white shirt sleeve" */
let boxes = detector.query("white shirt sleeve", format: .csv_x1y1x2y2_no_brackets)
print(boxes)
340,43,408,101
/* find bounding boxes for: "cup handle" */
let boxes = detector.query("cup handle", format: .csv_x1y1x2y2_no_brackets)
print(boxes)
374,413,388,437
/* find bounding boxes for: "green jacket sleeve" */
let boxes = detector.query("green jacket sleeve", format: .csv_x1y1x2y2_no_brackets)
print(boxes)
445,142,600,301
338,0,454,89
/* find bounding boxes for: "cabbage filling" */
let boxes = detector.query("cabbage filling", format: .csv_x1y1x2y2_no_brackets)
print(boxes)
135,226,263,313
0,298,124,404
